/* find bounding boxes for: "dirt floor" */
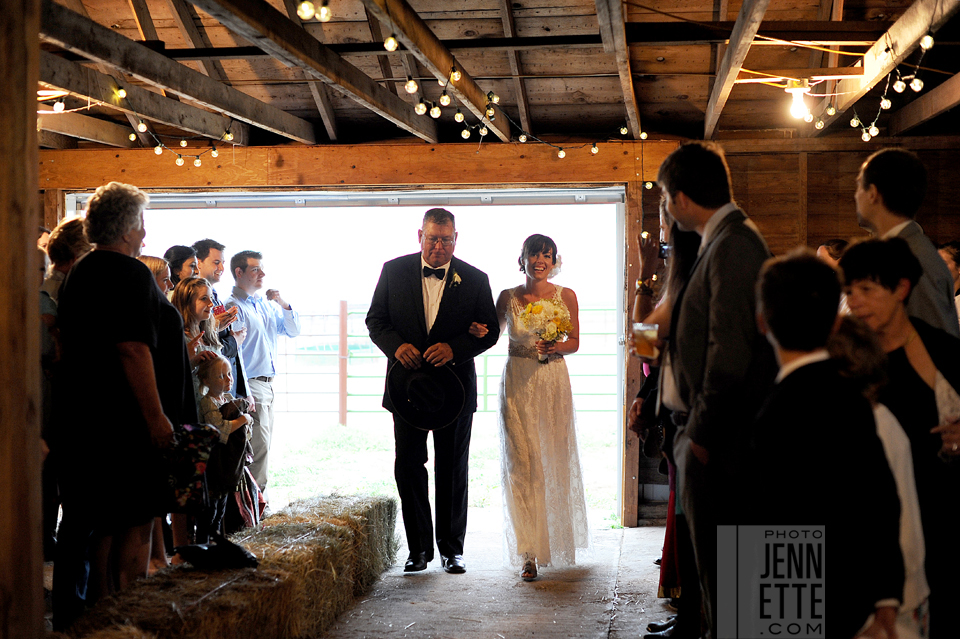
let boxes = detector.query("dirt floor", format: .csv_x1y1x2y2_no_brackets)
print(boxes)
324,509,672,639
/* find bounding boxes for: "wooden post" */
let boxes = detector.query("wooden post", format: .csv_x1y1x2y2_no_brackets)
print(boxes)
339,300,348,426
1,0,44,637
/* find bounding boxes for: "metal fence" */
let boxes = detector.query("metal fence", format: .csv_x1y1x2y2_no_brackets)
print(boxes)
271,305,620,423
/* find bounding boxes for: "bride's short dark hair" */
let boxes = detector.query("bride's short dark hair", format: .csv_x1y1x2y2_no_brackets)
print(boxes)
518,234,558,271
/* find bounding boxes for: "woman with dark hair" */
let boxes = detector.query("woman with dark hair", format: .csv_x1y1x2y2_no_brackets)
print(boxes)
478,234,588,581
163,244,199,287
840,237,960,638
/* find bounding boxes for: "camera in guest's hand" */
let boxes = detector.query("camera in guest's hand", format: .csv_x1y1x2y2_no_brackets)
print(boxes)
658,243,672,260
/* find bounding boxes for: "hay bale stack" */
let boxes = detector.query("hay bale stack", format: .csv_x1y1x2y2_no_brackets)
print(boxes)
68,494,397,639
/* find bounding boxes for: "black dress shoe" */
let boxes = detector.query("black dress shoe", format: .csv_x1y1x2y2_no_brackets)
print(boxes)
646,615,677,633
440,554,466,574
404,551,429,572
643,625,676,639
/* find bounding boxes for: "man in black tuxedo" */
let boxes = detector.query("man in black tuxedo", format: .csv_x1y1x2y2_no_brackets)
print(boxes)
658,142,778,637
366,208,499,574
753,251,903,639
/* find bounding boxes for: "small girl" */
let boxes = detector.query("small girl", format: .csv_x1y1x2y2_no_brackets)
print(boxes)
196,354,253,541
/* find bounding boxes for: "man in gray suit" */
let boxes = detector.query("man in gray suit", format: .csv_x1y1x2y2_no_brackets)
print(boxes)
855,147,960,336
658,142,778,639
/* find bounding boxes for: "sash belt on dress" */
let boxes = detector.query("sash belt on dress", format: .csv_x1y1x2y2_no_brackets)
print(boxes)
508,344,564,362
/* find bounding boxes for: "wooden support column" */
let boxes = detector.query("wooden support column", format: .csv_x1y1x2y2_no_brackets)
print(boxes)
1,0,44,637
622,179,644,527
41,189,65,229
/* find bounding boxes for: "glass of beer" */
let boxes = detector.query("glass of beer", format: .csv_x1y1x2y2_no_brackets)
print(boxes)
631,322,659,359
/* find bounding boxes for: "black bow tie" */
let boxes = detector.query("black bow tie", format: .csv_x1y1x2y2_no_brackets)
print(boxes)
423,266,446,280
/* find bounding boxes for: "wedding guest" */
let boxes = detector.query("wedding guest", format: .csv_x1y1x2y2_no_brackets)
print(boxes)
53,182,196,631
164,245,199,287
937,240,960,330
840,237,960,638
138,255,174,295
38,225,51,251
815,238,847,269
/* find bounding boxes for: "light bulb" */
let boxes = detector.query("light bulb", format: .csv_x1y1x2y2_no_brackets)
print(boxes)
557,148,566,159
211,147,219,158
893,80,906,93
414,100,427,116
639,131,647,140
479,126,488,136
438,78,445,87
176,155,184,166
53,100,64,113
869,125,880,137
518,133,527,143
850,117,860,127
116,88,126,99
224,131,234,141
384,35,399,52
486,91,498,104
296,0,315,20
137,120,147,132
620,125,628,135
920,34,934,51
318,3,331,22
454,109,464,123
404,77,418,94
789,91,807,119
910,77,924,92
644,182,653,190
826,105,837,116
439,92,451,106
429,103,441,118
815,119,825,130
194,157,202,167
450,67,461,82
154,145,163,155
880,97,892,110
180,139,188,147
128,132,137,141
461,128,471,139
591,144,599,155
803,111,814,123
862,130,872,142
485,105,495,118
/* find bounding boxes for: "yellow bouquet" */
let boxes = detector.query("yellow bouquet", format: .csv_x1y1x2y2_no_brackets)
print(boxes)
518,300,574,362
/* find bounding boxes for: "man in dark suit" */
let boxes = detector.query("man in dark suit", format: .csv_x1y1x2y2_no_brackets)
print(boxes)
753,251,903,639
657,142,778,638
366,208,499,574
855,147,959,337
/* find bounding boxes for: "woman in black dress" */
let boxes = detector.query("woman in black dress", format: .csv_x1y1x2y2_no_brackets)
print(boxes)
840,238,960,638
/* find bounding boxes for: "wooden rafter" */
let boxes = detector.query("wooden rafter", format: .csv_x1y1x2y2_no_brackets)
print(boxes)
889,71,960,136
280,0,339,141
400,54,424,109
185,0,437,142
164,0,229,82
126,0,178,100
498,0,532,135
38,110,139,147
359,0,509,142
38,129,79,149
704,0,772,139
40,0,316,144
40,50,251,145
810,0,960,133
807,0,841,68
364,7,398,97
595,0,642,138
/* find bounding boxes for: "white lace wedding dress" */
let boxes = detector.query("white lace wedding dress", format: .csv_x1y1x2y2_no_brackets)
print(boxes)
499,285,590,567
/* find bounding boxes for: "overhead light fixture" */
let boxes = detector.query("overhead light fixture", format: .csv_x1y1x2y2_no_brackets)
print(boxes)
53,99,65,113
880,97,892,110
785,79,810,120
429,102,441,118
893,79,906,93
461,128,471,139
826,104,837,116
910,77,924,92
920,33,934,51
454,109,464,123
384,34,399,52
404,76,418,94
868,125,880,137
439,91,452,107
479,125,488,136
486,91,499,104
450,66,461,82
414,99,427,116
815,119,825,130
296,0,315,20
518,133,528,143
620,125,628,135
557,148,566,159
317,0,331,22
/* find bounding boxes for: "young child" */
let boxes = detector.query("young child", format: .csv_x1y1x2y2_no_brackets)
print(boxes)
196,354,253,541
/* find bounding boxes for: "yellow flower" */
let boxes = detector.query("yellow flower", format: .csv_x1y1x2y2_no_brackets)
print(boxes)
524,303,533,314
532,304,543,314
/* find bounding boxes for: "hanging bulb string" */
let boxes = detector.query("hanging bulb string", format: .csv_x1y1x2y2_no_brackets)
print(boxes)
484,102,614,153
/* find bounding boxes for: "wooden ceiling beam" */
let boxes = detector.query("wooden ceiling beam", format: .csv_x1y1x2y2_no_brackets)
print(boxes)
39,50,251,145
38,110,139,147
888,71,960,136
359,0,509,142
810,0,960,134
499,0,532,135
40,0,316,144
704,0,771,139
280,0,339,141
185,0,436,142
127,0,179,100
38,129,79,149
364,7,399,97
595,0,642,138
736,67,863,82
164,0,229,82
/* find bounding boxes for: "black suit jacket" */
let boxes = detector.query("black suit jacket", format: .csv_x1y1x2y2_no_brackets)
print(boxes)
366,253,500,416
751,359,903,639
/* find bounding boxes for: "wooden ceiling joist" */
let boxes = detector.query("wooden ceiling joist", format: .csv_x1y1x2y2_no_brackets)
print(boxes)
364,7,399,97
38,110,139,147
40,0,316,144
185,0,436,143
38,130,79,150
888,71,960,136
811,0,960,133
359,0,510,142
127,0,179,100
280,0,339,141
595,0,642,138
704,0,772,139
498,0,532,135
164,0,229,82
40,50,251,146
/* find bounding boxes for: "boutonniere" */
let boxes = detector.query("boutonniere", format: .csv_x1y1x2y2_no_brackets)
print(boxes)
450,270,462,288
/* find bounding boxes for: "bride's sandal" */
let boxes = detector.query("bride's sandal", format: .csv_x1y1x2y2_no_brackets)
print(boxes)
520,557,538,581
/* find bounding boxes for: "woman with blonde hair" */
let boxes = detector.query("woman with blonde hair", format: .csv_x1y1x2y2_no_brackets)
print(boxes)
138,255,174,295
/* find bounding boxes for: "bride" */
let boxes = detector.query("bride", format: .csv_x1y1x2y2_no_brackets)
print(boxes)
473,234,590,581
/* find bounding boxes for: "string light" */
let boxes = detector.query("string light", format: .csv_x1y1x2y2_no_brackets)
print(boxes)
317,1,331,22
180,139,188,147
826,104,837,116
404,77,418,94
211,147,219,158
880,97,892,110
893,79,906,93
557,148,566,159
461,128,471,139
384,34,399,52
861,130,871,142
620,125,628,135
296,0,315,19
437,77,445,87
137,120,148,132
518,133,527,143
815,119,825,130
485,105,495,118
414,99,427,116
429,102,441,119
910,77,924,92
176,155,185,166
869,125,880,137
154,145,163,155
785,79,810,120
639,131,648,140
116,88,126,99
479,125,488,136
803,112,814,123
224,131,234,141
850,117,860,127
591,143,599,155
439,91,451,107
644,182,653,190
486,91,499,104
53,100,65,113
920,33,934,51
454,109,464,123
450,67,461,82
128,133,137,141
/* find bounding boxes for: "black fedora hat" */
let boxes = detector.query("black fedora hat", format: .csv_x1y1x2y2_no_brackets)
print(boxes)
387,360,465,430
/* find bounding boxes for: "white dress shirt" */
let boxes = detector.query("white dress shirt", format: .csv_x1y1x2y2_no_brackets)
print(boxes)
421,257,450,333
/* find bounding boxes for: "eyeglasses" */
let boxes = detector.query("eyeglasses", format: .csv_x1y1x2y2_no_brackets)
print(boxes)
424,236,455,247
